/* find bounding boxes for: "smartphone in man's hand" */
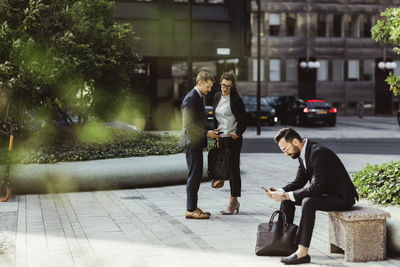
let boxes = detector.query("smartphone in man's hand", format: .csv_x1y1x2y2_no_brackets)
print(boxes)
259,185,271,192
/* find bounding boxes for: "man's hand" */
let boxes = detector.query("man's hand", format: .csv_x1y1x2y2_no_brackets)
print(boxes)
207,128,222,139
270,191,286,202
229,133,240,140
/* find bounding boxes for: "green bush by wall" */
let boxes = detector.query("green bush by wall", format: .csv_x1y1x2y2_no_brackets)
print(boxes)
353,160,400,206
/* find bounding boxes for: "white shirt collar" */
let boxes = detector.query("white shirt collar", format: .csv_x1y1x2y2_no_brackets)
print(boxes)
300,138,308,168
194,87,202,98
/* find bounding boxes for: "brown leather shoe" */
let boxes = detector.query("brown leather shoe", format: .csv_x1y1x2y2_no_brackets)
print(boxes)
186,208,211,219
196,208,211,216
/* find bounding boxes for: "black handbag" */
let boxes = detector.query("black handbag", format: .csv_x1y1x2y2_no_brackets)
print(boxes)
255,210,298,256
207,139,232,181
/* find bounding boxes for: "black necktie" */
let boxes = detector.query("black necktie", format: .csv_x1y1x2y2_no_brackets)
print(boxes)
299,157,305,170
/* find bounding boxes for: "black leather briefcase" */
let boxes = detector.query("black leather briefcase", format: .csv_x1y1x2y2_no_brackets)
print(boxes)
255,210,298,256
207,140,232,181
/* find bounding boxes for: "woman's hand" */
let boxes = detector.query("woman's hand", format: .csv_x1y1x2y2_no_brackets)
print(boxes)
229,133,240,140
207,128,222,139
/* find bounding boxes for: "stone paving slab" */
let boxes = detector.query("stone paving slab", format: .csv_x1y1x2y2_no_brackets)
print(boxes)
1,153,400,266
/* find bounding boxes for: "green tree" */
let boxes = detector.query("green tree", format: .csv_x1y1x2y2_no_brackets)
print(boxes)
372,7,400,96
0,0,141,131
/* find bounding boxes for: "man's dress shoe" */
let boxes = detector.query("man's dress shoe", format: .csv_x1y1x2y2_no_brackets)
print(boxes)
280,254,311,265
185,208,210,219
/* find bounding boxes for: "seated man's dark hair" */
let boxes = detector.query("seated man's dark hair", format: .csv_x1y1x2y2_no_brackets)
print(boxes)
274,127,303,143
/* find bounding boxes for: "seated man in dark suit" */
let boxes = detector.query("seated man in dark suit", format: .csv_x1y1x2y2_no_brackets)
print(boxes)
265,127,359,265
179,71,221,219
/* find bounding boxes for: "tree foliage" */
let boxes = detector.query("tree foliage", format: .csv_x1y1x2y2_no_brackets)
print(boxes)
372,8,400,96
0,0,141,131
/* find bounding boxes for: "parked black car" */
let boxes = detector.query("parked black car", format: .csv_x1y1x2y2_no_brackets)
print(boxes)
242,95,277,126
265,96,337,126
264,96,300,125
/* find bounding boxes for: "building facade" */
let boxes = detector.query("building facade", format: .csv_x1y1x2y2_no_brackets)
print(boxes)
114,0,251,129
239,0,400,115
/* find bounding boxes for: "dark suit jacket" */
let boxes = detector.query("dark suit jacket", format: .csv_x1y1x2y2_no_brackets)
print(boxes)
212,91,248,136
179,88,207,150
283,140,359,206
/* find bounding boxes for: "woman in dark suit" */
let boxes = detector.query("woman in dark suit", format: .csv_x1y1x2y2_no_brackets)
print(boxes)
211,72,248,215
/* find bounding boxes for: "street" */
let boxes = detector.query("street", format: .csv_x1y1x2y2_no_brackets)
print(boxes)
243,116,400,154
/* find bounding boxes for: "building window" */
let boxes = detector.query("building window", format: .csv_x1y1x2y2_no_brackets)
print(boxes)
269,13,280,36
317,60,328,81
252,58,265,82
207,0,225,3
346,15,360,38
333,14,342,37
269,59,281,82
286,13,296,36
348,60,360,81
317,14,327,37
394,61,400,76
285,58,297,81
362,15,372,38
363,59,374,81
332,59,344,81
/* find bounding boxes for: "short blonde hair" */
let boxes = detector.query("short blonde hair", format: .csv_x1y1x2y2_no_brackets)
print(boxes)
196,71,215,85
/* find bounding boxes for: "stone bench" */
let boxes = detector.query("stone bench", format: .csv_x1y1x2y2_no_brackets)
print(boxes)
328,205,391,262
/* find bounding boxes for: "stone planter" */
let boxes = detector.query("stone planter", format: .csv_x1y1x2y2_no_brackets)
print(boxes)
359,199,400,256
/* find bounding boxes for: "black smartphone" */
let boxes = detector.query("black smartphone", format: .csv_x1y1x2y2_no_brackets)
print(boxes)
259,185,271,192
216,131,224,135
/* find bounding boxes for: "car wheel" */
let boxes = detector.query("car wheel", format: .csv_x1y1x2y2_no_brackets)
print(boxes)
398,115,400,127
295,114,301,126
328,121,336,127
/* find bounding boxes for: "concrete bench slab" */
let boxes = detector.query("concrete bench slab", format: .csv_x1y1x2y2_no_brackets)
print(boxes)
329,205,391,262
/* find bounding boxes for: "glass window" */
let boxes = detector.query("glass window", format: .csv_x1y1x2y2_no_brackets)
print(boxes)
269,59,281,82
363,59,374,81
269,13,280,36
332,59,343,81
317,60,328,81
348,60,359,81
394,61,400,76
208,0,224,3
333,14,342,37
362,16,372,38
286,58,297,81
253,58,265,82
317,14,327,37
286,13,296,36
346,15,359,38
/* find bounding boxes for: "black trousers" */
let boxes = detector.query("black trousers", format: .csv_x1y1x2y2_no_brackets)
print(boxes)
220,136,243,197
184,148,203,212
279,195,355,247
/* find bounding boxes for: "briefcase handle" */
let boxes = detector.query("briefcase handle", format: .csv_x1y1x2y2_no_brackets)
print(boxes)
268,210,289,227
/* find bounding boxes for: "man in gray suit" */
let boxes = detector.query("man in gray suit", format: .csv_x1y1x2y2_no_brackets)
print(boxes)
180,71,221,219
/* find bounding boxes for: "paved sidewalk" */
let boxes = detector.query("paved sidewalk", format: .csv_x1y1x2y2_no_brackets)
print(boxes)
1,153,399,267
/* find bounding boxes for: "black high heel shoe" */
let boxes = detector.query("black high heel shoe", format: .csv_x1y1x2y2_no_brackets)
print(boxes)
220,202,240,215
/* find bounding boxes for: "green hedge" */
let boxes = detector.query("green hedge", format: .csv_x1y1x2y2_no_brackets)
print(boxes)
0,128,215,164
353,160,400,205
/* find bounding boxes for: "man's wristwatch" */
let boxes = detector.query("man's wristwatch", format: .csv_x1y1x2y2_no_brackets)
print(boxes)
282,194,287,201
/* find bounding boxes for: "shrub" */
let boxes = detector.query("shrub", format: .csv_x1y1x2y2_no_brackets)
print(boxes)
0,129,215,164
353,160,400,205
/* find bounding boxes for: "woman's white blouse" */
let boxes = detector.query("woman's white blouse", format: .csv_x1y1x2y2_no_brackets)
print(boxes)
215,94,238,137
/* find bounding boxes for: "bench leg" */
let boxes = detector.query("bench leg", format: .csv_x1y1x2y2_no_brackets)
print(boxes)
330,243,344,254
